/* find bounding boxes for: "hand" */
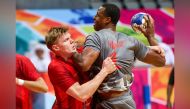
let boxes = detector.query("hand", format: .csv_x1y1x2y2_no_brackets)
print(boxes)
149,46,165,57
137,14,155,38
16,78,25,86
102,57,117,74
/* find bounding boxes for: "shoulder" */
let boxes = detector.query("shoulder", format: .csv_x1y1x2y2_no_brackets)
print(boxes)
48,59,63,70
16,54,29,61
85,31,101,43
48,59,68,77
88,29,110,37
87,31,100,38
16,54,33,66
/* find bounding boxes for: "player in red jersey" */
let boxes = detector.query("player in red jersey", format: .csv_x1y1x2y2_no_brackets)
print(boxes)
16,54,48,109
45,26,116,109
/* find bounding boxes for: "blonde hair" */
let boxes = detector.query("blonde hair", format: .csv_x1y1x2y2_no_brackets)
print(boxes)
45,26,68,50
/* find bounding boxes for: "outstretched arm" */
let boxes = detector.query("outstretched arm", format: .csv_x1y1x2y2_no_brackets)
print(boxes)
16,77,48,93
66,57,116,102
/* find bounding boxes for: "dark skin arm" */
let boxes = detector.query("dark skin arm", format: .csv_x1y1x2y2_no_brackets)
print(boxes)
73,14,163,69
72,47,100,72
136,14,165,66
141,46,166,67
136,14,158,46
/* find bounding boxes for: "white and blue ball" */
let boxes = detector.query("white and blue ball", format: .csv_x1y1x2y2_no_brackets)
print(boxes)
131,12,148,33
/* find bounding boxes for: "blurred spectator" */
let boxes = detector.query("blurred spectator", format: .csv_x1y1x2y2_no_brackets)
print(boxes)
26,41,51,73
25,41,52,109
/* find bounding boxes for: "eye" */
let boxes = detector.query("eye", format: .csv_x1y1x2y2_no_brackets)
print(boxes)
64,38,69,42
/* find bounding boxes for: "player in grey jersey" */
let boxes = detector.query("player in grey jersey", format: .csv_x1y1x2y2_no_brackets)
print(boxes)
72,3,165,109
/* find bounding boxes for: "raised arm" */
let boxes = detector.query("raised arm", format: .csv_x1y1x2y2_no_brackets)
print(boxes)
66,57,116,102
134,14,165,66
16,77,48,93
138,14,158,46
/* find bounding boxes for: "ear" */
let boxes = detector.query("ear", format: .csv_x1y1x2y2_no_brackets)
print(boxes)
52,45,59,51
105,17,111,24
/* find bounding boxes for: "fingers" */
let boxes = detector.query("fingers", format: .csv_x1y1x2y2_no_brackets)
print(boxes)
104,57,117,69
160,48,165,57
143,15,150,27
144,14,154,28
109,53,115,59
106,57,116,66
109,51,117,59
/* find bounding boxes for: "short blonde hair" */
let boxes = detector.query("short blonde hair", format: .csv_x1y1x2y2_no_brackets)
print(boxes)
45,26,68,50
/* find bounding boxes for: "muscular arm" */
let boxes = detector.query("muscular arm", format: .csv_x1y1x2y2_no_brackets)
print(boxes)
147,37,158,46
72,47,100,72
66,57,116,102
141,48,165,67
16,77,48,93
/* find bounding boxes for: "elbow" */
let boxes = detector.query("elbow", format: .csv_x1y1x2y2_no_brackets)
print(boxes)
75,91,89,102
77,95,89,102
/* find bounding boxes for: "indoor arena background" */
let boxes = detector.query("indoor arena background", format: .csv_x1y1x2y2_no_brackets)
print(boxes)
16,0,174,109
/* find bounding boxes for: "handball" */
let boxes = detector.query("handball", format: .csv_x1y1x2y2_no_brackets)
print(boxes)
131,12,149,33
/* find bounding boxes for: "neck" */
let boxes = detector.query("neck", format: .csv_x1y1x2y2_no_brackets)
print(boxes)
104,24,116,31
62,56,69,61
56,53,71,61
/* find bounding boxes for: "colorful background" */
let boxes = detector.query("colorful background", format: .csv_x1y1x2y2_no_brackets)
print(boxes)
16,8,174,109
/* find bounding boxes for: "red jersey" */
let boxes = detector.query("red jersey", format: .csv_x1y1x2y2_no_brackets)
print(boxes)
48,55,90,109
16,54,40,109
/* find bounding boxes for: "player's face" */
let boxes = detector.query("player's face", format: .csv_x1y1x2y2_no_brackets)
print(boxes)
55,32,76,55
93,7,107,31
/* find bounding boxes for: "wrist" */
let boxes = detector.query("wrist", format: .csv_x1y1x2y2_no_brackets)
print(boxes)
146,35,155,39
17,79,24,86
100,69,109,76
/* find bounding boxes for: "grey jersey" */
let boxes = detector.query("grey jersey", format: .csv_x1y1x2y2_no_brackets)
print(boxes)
84,29,149,93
